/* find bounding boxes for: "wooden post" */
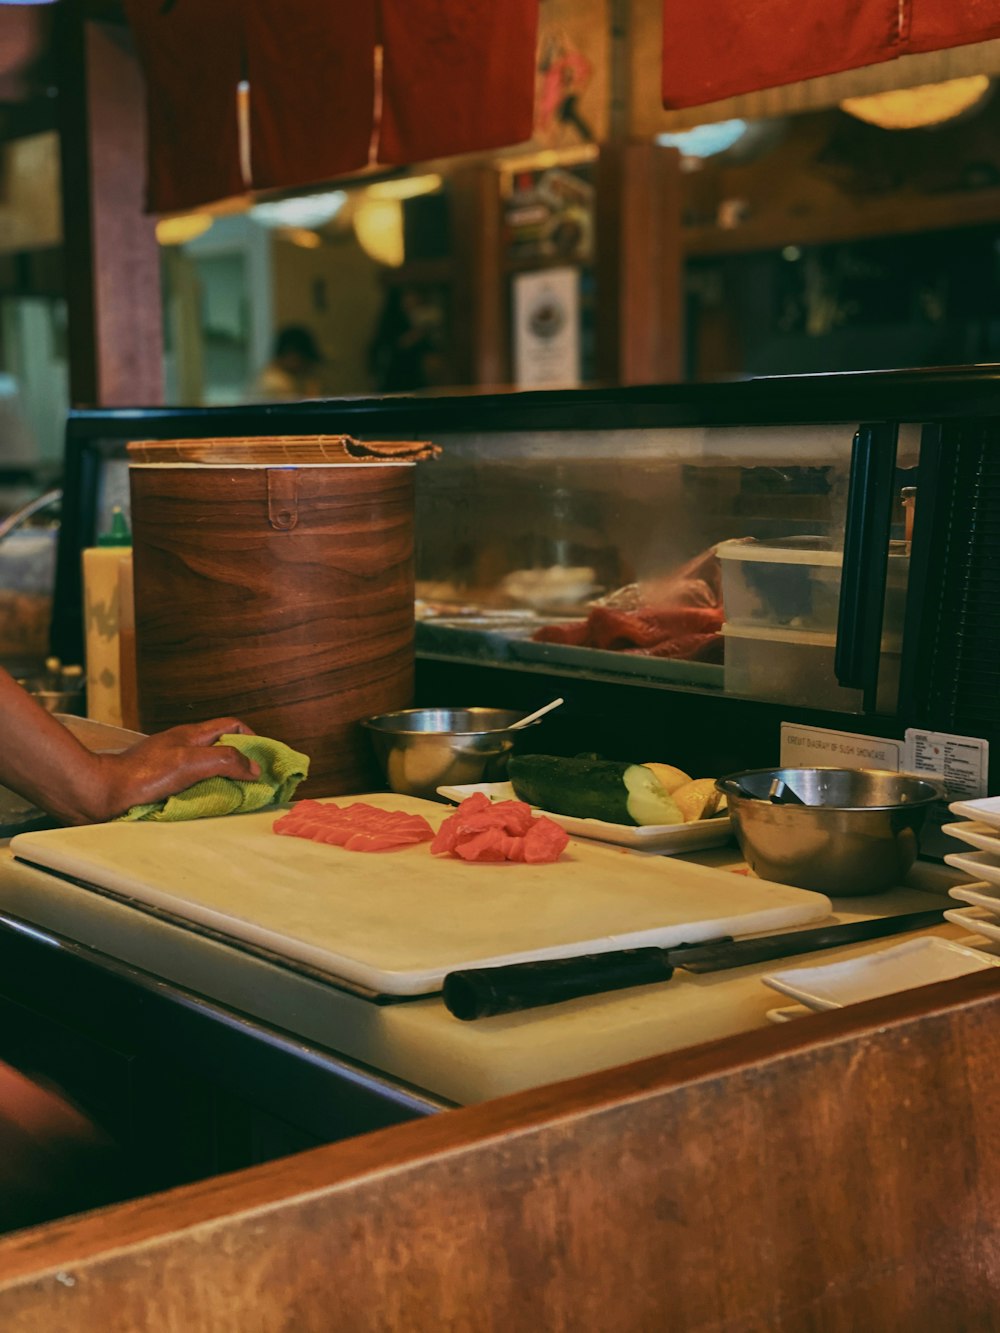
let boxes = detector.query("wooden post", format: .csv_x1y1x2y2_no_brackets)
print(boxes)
56,9,164,407
596,142,684,385
450,164,506,388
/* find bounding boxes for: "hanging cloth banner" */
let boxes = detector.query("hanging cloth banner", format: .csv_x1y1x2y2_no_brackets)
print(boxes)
662,0,1000,110
244,0,376,193
125,0,539,214
379,0,539,164
122,0,246,214
908,0,1000,54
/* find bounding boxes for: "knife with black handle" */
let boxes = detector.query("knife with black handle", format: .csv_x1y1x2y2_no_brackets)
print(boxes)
442,908,949,1020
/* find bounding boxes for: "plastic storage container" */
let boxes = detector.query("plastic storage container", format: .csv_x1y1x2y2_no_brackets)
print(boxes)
722,622,901,713
717,538,909,634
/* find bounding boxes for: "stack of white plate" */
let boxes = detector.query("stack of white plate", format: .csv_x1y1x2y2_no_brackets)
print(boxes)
942,796,1000,939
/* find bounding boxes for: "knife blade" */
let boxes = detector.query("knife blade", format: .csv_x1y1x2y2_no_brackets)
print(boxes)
442,907,949,1020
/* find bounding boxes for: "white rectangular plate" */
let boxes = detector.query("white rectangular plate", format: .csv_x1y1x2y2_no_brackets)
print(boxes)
948,879,1000,914
944,848,1000,887
435,781,734,854
762,936,1000,1011
941,821,1000,853
944,905,1000,943
949,796,1000,829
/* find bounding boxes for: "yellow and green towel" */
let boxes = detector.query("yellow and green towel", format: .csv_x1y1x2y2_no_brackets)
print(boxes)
120,734,310,822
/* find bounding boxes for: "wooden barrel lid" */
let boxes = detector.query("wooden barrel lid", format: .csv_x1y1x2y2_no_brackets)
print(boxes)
126,435,439,464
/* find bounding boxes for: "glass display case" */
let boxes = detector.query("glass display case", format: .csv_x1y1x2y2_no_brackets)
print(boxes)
48,367,1000,778
412,421,917,714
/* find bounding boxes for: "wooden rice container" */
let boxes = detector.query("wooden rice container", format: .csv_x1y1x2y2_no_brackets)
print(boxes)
129,458,416,796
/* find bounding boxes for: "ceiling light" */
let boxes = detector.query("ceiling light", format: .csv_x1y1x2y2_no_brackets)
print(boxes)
366,173,443,201
655,119,749,159
251,190,347,230
279,227,323,249
352,199,404,267
840,76,991,130
155,214,214,246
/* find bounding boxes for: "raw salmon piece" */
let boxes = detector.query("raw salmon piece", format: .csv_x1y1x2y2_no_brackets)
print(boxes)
344,831,426,852
430,822,457,855
487,800,535,835
273,801,434,852
431,796,569,864
458,791,492,814
453,827,508,862
523,817,570,863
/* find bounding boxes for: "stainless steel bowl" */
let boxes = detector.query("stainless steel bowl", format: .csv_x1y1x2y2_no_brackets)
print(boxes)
362,707,536,800
716,767,944,896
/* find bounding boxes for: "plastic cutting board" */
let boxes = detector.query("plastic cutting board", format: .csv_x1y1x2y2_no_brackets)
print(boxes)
10,794,832,996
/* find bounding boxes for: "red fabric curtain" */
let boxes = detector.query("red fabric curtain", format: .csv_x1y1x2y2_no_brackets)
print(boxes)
123,0,245,214
379,0,538,164
908,0,1000,53
126,0,539,213
245,0,375,193
662,0,1000,110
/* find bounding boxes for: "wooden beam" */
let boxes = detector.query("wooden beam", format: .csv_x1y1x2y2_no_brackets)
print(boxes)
451,164,506,388
596,141,683,384
685,182,1000,256
56,9,163,406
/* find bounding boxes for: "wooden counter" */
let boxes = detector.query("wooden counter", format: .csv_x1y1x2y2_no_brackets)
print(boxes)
0,836,981,1231
0,836,994,1328
3,959,1000,1329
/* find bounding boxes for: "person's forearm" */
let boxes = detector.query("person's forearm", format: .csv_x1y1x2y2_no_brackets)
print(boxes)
0,670,261,825
0,669,107,823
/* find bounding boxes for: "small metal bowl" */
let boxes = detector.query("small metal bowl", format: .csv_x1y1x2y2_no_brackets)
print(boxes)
362,707,537,800
716,767,944,897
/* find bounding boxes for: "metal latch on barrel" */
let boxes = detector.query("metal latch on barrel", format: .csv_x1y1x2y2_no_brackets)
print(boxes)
266,468,299,531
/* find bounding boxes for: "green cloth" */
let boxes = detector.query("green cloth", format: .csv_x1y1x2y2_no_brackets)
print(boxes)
120,734,310,822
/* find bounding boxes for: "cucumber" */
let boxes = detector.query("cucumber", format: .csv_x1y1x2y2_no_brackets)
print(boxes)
508,755,683,826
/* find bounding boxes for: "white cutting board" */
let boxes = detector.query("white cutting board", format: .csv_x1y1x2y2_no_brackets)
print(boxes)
10,794,831,996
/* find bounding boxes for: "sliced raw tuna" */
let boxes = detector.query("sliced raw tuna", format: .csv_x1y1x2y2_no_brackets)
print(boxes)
431,792,569,864
273,800,434,852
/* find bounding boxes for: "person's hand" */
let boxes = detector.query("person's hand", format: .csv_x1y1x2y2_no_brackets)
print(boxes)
0,669,259,827
86,718,260,823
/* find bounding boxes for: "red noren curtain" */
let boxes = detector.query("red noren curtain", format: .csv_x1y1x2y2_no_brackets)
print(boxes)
908,0,1000,53
123,0,245,215
125,0,539,214
245,0,376,194
379,0,538,164
662,0,1000,111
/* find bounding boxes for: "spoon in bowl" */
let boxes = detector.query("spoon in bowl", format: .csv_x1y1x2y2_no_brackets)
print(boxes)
508,697,565,731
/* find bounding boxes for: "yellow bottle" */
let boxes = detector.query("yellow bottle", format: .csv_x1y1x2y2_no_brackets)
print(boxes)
82,507,132,727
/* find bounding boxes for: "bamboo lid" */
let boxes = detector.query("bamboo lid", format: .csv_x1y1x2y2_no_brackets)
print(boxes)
126,435,439,464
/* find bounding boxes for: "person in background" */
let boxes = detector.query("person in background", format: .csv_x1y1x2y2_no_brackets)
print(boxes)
368,286,436,393
0,667,258,824
256,324,325,400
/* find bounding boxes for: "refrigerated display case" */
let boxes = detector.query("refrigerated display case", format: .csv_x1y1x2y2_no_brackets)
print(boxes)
48,365,1000,783
409,419,917,714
